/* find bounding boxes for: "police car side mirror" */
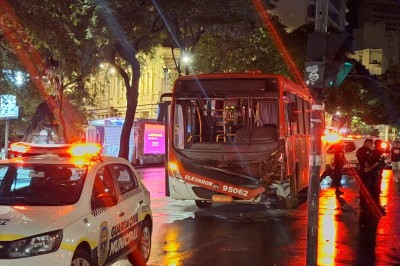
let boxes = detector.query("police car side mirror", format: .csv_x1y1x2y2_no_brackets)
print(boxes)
94,193,118,208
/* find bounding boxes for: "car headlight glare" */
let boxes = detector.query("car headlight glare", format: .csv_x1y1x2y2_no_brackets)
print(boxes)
8,230,63,258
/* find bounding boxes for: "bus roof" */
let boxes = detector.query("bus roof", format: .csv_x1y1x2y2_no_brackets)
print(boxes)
173,72,310,98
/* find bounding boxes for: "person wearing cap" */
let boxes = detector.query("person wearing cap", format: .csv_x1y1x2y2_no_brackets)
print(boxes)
391,140,400,183
331,142,346,196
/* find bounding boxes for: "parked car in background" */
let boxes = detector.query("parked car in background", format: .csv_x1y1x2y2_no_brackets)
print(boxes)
324,137,391,177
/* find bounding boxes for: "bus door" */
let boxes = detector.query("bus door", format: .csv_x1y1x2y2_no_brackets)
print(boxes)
157,93,172,196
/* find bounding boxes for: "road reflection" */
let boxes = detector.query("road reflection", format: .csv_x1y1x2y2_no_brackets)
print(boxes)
318,170,392,265
318,188,337,265
136,166,400,266
163,228,181,266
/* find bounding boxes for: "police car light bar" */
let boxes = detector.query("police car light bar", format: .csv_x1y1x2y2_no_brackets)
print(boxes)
69,143,101,157
10,142,101,158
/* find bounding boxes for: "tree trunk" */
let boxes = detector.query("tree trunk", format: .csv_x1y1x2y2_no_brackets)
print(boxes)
115,41,141,160
22,100,51,142
119,81,139,160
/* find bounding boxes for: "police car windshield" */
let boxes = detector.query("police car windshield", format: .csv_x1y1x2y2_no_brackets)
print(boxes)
0,164,87,206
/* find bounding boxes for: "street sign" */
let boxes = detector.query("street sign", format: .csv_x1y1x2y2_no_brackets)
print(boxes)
0,95,19,119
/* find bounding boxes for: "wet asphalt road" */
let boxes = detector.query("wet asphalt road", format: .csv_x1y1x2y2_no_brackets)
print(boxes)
114,166,400,266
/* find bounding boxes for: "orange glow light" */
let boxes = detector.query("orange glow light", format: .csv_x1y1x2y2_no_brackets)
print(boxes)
69,143,101,157
318,190,337,265
381,142,388,149
325,132,341,143
163,228,182,266
13,206,28,210
10,142,30,153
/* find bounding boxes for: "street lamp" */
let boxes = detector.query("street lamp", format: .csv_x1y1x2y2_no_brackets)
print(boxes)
181,52,192,75
182,54,191,64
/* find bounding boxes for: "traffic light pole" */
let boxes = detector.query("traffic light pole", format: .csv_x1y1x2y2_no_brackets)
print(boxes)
307,89,324,265
306,0,328,265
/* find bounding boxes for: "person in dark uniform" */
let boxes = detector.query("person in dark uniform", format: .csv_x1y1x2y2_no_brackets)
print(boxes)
331,142,346,196
370,139,385,202
356,138,374,209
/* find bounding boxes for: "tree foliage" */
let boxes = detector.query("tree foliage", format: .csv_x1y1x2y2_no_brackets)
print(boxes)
156,0,290,76
325,60,400,135
0,0,291,156
0,0,97,143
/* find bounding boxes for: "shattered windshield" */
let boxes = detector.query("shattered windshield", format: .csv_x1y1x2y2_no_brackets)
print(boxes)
0,164,87,206
172,78,280,148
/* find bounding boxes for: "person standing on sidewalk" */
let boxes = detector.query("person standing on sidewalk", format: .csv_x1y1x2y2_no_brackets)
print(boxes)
391,140,400,183
332,142,346,196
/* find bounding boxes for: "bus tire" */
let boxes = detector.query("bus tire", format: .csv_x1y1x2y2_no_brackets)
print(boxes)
195,200,212,208
279,165,299,209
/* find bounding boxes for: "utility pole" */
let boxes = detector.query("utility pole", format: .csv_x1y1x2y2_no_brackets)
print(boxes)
305,1,353,265
306,0,328,265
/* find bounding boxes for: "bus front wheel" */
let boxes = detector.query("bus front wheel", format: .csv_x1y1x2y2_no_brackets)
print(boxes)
279,167,299,209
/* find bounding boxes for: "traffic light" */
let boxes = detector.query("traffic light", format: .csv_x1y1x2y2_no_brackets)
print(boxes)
304,32,353,89
324,61,353,88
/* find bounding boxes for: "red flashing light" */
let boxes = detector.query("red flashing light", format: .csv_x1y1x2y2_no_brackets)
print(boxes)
244,70,262,74
381,142,388,149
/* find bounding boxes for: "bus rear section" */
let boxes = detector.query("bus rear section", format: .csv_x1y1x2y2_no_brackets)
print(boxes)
165,73,311,209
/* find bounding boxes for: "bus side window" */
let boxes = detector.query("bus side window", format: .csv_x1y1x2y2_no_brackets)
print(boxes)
288,102,297,122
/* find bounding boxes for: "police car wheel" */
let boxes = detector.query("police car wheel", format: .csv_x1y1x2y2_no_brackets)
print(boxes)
195,200,212,208
71,249,93,266
128,219,152,265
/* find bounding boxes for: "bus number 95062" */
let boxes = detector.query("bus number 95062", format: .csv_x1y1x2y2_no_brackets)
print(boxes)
222,185,248,197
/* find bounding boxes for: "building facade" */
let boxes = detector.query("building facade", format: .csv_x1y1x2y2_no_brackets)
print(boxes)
357,0,400,33
351,0,400,75
352,22,400,75
87,47,180,120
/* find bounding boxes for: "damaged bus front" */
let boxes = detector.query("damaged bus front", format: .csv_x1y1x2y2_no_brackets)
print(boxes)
163,72,312,209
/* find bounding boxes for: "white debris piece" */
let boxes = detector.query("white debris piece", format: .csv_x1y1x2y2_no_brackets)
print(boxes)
270,181,291,198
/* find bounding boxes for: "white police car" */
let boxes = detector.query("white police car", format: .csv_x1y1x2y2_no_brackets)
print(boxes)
0,142,152,266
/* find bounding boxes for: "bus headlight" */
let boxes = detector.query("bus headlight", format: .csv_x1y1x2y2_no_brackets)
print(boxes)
169,162,184,182
8,230,63,258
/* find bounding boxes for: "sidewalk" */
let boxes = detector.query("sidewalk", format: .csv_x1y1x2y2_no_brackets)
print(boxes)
319,169,400,265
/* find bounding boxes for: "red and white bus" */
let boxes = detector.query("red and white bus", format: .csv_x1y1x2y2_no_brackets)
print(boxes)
160,72,314,209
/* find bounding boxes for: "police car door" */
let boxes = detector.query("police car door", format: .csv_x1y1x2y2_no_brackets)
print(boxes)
90,164,122,266
107,164,143,257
